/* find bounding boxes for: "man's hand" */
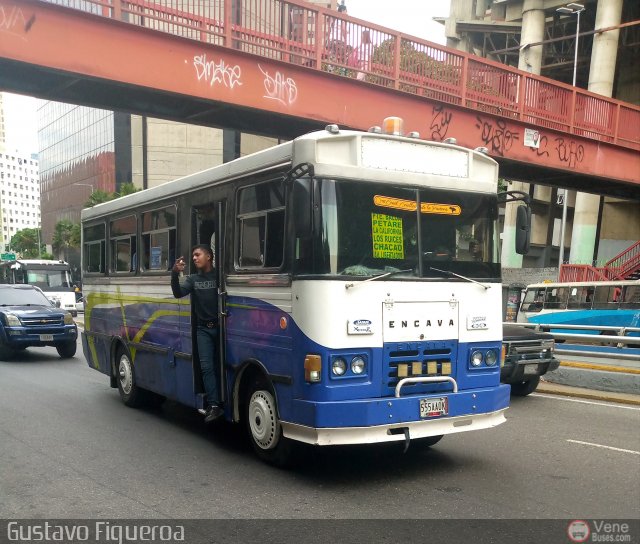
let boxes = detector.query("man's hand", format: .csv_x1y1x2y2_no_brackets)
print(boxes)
172,256,186,274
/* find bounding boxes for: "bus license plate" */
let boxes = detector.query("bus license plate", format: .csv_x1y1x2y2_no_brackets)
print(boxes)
524,364,539,375
40,334,53,341
420,397,448,418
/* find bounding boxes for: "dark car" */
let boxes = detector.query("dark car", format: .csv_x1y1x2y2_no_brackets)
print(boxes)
501,323,560,396
0,284,78,359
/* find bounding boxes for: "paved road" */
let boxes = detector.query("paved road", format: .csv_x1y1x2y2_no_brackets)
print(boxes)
1,341,639,520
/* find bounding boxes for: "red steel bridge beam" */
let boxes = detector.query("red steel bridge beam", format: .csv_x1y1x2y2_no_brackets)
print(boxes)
0,0,638,195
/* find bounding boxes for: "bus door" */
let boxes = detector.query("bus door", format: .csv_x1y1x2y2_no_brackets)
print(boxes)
191,202,227,406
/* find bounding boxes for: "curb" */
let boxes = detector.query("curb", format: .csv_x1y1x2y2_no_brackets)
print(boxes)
537,381,640,406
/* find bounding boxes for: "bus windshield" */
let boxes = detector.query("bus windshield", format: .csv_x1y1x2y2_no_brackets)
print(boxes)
25,269,73,290
296,179,500,280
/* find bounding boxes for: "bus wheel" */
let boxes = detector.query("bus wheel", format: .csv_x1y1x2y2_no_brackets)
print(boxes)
510,376,540,396
56,341,77,358
245,380,293,467
116,349,143,407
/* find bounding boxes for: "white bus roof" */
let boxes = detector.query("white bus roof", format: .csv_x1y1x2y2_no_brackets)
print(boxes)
82,127,498,222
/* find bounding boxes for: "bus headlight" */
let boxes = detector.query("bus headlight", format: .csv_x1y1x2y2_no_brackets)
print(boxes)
470,350,483,367
332,358,347,376
485,350,498,366
351,356,366,375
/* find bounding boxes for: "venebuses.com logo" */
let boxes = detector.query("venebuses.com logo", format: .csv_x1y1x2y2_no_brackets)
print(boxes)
567,520,633,543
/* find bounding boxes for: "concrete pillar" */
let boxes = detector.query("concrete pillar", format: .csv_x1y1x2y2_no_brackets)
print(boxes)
588,0,623,96
445,0,475,52
518,0,545,74
502,1,545,268
569,0,623,265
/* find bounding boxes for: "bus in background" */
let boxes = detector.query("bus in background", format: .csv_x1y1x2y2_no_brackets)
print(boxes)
517,280,640,332
80,118,531,465
0,259,77,316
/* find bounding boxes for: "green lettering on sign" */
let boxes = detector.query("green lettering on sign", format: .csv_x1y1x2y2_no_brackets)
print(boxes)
371,213,404,259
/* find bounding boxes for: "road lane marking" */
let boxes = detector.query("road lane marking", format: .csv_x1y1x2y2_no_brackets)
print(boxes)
532,393,640,410
567,439,640,455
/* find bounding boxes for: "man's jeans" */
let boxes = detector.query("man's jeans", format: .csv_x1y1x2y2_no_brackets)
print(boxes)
196,325,220,407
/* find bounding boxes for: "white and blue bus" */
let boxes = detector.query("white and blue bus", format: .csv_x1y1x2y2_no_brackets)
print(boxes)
0,259,77,316
517,280,640,331
80,119,530,464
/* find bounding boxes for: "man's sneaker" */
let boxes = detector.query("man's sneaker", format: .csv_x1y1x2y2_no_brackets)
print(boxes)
204,404,224,423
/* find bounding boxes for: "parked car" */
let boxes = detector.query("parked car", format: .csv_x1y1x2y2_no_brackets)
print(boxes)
75,296,84,313
0,284,78,359
501,323,560,396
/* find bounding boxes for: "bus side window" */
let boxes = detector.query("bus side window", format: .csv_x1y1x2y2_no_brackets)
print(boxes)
567,287,581,309
593,285,621,309
621,286,640,309
522,287,545,312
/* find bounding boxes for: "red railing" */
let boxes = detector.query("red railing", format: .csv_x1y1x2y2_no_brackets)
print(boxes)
560,241,640,282
42,0,640,150
604,241,640,279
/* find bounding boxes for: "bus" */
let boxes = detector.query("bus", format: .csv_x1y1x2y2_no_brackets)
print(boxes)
517,280,640,331
80,119,530,465
0,259,77,316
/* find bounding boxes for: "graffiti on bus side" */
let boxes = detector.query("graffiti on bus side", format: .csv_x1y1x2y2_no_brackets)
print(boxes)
193,53,243,89
259,65,298,106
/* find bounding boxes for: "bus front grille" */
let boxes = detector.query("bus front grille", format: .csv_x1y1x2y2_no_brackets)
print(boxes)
383,340,456,396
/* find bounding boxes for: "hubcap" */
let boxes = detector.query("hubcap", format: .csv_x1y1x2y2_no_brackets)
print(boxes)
118,355,133,395
248,390,279,450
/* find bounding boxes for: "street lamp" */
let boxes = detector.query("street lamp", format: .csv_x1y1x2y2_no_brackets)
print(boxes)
556,2,585,277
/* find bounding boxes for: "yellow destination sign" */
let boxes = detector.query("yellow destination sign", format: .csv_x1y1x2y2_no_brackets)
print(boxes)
373,195,461,216
371,213,404,259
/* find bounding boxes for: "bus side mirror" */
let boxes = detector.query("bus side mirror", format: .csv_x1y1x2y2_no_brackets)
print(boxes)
292,179,312,236
515,205,531,255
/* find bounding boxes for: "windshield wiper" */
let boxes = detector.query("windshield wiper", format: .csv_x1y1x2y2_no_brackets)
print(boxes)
345,268,414,290
429,266,490,290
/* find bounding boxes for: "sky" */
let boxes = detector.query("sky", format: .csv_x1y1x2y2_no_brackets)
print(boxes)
346,0,450,45
1,0,451,154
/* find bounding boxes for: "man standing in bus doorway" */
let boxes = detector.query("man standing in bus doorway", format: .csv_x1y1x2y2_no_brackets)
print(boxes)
171,245,223,423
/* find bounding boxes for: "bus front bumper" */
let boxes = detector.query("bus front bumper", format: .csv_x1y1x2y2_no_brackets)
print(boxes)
281,408,507,446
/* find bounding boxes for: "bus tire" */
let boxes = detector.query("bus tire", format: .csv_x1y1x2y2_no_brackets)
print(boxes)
116,348,144,407
510,376,540,396
244,379,294,467
55,341,77,358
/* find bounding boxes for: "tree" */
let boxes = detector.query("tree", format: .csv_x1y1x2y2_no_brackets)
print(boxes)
9,228,43,258
84,189,113,208
83,183,140,208
52,220,81,261
115,183,140,198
